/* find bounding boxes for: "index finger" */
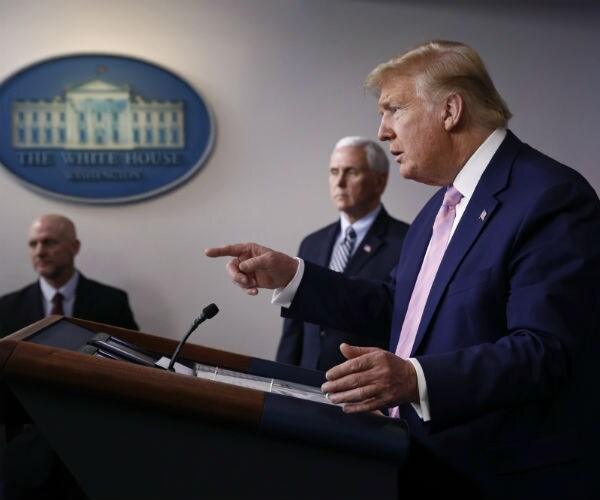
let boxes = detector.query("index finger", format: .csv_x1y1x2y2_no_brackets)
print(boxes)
205,244,248,258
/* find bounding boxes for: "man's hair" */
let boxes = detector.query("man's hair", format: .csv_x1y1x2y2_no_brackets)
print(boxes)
365,40,512,129
334,136,389,173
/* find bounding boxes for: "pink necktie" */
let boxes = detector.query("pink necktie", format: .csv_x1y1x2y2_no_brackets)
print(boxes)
390,186,462,418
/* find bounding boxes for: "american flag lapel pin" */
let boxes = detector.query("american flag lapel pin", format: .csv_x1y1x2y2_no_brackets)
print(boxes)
479,210,487,222
363,244,372,253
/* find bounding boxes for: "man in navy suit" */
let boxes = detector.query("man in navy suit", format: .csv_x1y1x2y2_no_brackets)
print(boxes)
0,213,138,338
276,136,408,371
207,40,600,497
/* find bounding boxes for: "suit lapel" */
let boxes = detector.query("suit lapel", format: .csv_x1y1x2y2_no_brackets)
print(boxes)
319,223,340,267
30,282,45,322
410,131,521,355
73,274,91,318
389,196,440,349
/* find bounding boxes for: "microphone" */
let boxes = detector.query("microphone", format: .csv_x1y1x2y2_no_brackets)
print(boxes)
168,303,219,372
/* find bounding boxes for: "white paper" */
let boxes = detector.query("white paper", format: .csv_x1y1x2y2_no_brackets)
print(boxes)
193,362,334,406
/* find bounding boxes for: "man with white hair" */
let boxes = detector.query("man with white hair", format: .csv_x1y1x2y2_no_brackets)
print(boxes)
276,136,408,371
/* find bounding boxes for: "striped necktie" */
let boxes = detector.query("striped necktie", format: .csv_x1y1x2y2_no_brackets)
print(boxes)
329,226,357,273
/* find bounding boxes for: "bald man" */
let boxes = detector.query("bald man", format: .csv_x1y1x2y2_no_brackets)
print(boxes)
0,214,138,337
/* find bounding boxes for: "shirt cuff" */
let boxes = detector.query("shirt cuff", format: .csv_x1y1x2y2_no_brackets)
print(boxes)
271,258,304,308
407,357,431,422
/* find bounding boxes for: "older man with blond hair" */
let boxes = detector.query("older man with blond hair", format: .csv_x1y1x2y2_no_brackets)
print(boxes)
207,41,600,497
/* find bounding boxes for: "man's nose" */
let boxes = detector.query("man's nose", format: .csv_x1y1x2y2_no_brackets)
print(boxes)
378,115,394,141
335,173,347,187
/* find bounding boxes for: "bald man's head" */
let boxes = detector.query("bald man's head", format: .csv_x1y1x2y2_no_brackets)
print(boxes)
28,214,80,288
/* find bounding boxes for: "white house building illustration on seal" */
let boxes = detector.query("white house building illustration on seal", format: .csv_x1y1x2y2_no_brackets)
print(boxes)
11,79,185,150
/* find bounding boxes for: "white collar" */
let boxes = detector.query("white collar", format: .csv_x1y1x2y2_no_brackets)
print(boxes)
453,128,507,200
339,204,382,236
40,270,80,302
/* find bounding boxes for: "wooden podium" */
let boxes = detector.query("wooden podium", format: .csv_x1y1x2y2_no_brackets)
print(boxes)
0,317,407,499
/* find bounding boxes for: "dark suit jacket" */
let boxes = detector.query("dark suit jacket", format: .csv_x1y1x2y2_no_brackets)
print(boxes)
283,131,600,497
276,207,408,370
0,273,138,337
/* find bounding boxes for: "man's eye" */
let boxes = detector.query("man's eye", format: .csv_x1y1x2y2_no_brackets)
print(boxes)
330,169,339,176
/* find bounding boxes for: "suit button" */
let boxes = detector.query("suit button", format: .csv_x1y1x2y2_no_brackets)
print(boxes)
319,330,325,337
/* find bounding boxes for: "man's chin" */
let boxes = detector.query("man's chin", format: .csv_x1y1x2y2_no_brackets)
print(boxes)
399,164,413,179
37,269,57,280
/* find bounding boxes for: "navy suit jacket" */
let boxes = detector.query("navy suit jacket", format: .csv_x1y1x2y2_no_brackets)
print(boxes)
0,273,138,337
276,207,408,370
283,131,600,496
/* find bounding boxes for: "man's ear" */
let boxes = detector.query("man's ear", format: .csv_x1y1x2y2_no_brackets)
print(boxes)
375,172,388,195
442,93,464,131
